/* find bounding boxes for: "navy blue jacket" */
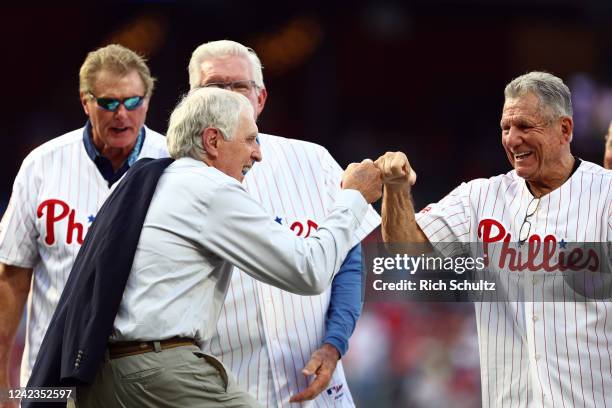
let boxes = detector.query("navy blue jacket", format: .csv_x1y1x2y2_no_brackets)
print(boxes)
24,158,173,407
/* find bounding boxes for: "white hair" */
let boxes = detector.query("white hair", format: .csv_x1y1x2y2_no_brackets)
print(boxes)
166,87,253,160
188,40,264,90
504,71,573,120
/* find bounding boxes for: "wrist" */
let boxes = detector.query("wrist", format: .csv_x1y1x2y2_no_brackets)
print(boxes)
384,182,410,194
322,343,341,360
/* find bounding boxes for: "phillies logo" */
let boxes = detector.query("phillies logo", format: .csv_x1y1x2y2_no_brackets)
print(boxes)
477,218,599,272
37,199,87,245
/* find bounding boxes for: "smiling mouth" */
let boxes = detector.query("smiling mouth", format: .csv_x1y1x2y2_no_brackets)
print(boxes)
110,127,129,133
514,151,532,161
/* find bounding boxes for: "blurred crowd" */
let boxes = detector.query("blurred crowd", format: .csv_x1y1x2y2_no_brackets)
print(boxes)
345,303,481,407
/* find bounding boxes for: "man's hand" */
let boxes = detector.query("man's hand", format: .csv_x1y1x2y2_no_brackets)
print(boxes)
341,159,382,203
374,151,417,192
289,343,340,403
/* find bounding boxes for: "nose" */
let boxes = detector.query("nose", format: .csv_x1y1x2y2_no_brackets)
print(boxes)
504,126,523,149
113,104,129,119
252,143,262,163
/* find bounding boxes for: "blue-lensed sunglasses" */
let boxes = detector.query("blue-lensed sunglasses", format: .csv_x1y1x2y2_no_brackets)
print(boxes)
88,92,145,112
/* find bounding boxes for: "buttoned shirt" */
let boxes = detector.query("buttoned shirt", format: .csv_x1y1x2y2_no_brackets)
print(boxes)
111,157,369,347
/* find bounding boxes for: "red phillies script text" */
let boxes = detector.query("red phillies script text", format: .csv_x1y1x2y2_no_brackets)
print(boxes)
37,199,85,245
477,218,599,272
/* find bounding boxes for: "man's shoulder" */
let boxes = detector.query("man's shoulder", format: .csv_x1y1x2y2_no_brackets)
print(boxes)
22,127,84,166
576,159,612,179
166,157,240,188
458,169,520,192
144,126,166,143
259,133,330,156
142,126,169,158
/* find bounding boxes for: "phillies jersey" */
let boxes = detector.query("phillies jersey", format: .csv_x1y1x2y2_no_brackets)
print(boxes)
204,133,381,407
0,126,168,385
415,160,612,407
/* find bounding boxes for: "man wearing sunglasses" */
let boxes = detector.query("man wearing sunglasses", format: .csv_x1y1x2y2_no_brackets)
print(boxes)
188,40,381,407
0,44,167,395
377,72,611,407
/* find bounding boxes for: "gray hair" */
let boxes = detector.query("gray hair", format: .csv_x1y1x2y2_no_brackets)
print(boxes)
166,87,254,160
80,44,156,99
188,40,264,90
504,71,573,120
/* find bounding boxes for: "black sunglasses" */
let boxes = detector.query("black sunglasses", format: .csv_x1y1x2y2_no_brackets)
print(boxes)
88,92,145,112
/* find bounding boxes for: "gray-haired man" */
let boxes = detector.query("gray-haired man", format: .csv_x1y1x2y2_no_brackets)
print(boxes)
189,39,382,407
377,71,612,407
71,88,382,407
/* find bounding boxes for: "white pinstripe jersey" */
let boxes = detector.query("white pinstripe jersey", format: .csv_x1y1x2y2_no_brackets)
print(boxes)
204,133,381,408
0,126,168,386
416,160,612,408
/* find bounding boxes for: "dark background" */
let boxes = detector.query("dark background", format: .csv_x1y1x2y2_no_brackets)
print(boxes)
2,2,611,406
2,1,611,212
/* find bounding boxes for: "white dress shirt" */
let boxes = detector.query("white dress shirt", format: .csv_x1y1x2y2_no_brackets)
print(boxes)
111,157,368,347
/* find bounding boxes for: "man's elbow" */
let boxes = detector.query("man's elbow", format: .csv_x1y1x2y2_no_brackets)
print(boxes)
297,279,328,296
292,268,334,295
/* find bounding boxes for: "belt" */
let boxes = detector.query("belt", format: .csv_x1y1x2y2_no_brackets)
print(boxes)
108,337,195,359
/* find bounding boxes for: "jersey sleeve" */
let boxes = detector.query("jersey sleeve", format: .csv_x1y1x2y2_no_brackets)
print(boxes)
415,182,472,257
320,149,381,244
322,243,362,356
0,155,41,268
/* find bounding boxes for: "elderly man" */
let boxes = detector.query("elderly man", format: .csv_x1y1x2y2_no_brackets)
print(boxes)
27,88,381,407
604,120,612,169
377,71,611,407
0,44,167,394
188,40,381,406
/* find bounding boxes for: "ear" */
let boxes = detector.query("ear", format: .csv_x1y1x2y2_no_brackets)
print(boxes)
255,87,268,118
560,116,573,144
80,91,91,116
202,127,222,160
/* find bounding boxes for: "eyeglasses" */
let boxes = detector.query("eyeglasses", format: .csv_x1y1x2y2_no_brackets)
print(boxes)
518,196,540,246
200,80,258,95
88,92,145,112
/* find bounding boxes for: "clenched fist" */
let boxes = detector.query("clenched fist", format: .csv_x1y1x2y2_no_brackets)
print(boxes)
374,151,417,192
341,159,382,203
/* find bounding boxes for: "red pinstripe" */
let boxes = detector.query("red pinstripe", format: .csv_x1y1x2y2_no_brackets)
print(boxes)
271,142,317,370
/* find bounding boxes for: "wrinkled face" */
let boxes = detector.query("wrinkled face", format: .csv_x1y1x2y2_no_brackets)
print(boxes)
215,108,262,182
500,92,569,182
198,55,267,120
81,69,149,152
605,123,612,170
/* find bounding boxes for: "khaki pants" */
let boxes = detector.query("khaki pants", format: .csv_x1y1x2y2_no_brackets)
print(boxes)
76,344,261,408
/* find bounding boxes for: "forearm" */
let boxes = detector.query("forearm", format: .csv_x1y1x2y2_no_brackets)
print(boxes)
0,264,32,385
323,244,362,356
381,185,430,253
